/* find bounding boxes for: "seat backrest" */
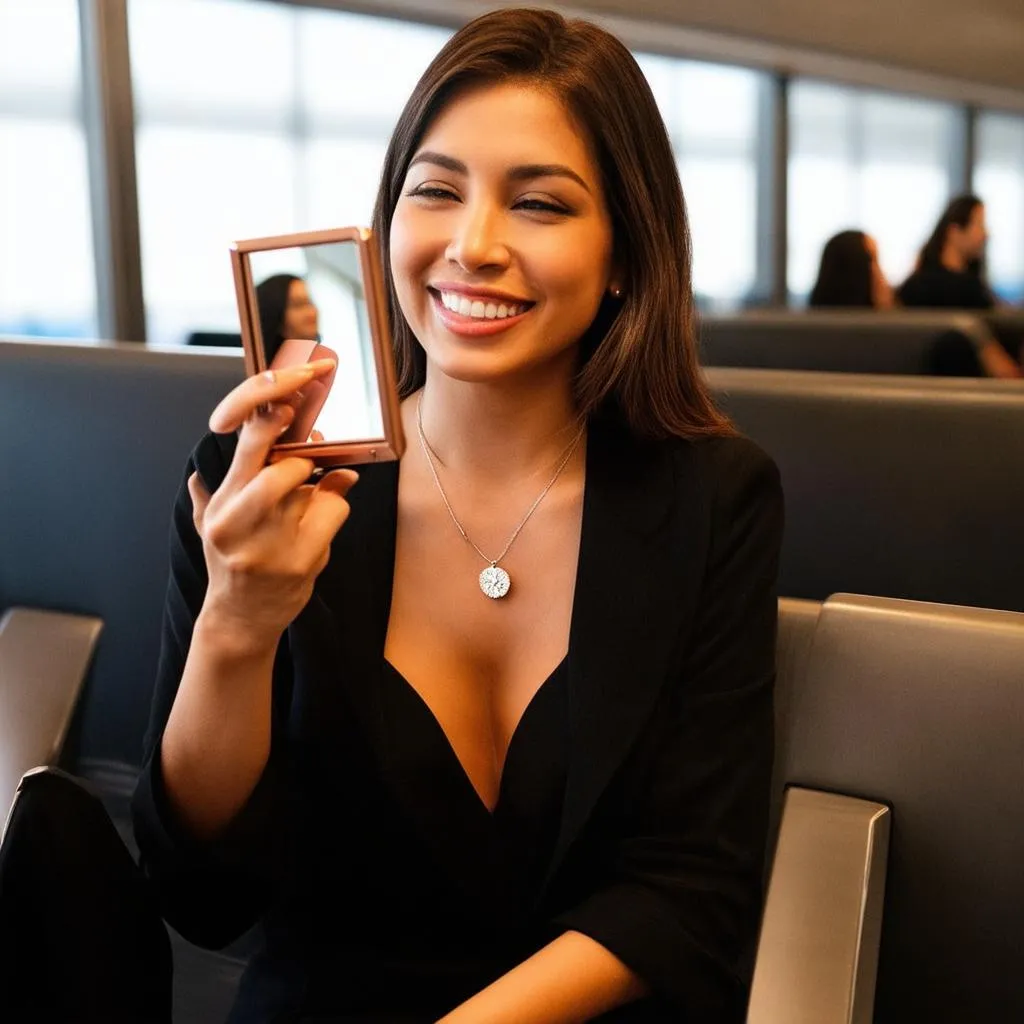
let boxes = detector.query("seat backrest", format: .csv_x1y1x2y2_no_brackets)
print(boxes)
699,311,989,375
985,309,1024,361
0,339,244,766
708,367,1024,612
777,594,1024,1022
0,608,103,820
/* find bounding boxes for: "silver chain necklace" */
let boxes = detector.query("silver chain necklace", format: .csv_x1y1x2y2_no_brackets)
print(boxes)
416,394,585,599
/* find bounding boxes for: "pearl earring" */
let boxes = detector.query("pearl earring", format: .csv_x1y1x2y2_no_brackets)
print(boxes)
610,285,623,298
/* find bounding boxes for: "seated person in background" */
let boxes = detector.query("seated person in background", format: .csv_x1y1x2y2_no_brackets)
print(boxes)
132,8,782,1023
256,274,338,441
809,230,895,309
898,197,1020,377
899,195,994,310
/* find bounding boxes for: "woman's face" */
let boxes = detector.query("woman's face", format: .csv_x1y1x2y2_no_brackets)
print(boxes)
958,203,989,261
389,81,617,386
282,279,319,341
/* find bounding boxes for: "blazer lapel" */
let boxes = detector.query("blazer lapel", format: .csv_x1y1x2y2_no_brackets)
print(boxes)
546,418,706,886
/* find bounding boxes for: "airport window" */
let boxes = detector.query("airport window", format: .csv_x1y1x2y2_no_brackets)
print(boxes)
788,80,961,300
0,0,96,338
637,55,764,309
128,0,449,344
974,112,1024,303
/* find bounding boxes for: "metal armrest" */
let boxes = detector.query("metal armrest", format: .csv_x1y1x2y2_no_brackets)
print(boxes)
748,786,890,1024
0,607,103,821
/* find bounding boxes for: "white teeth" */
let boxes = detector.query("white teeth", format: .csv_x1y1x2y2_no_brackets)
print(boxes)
438,290,526,320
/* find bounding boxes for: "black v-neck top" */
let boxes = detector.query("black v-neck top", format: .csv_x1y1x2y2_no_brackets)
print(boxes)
133,423,784,1024
380,656,569,918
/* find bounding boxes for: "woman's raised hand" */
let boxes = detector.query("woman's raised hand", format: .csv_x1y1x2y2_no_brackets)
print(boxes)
189,359,357,652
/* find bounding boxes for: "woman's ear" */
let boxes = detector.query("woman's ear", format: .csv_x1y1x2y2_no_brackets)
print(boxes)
607,256,627,300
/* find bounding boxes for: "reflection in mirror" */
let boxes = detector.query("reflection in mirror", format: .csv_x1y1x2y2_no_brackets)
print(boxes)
249,241,384,446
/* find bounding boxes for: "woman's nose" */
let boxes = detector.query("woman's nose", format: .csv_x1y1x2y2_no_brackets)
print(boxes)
444,204,510,272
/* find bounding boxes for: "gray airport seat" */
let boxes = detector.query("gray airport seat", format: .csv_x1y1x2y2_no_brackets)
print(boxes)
699,310,990,375
0,608,103,824
707,367,1024,612
758,594,1024,1022
0,339,244,767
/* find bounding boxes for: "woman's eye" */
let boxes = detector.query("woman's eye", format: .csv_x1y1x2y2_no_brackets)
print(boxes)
407,186,458,202
515,198,571,215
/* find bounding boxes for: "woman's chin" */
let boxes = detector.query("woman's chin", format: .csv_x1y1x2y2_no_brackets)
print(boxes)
418,326,579,388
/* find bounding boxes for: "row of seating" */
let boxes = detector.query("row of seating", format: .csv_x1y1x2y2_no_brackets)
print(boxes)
5,591,1022,1022
699,309,1024,376
3,336,1023,1020
3,338,1023,768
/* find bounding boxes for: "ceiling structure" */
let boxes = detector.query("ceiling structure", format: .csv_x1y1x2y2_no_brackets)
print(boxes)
574,0,1024,95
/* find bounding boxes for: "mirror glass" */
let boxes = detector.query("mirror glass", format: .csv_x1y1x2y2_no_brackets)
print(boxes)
248,241,384,445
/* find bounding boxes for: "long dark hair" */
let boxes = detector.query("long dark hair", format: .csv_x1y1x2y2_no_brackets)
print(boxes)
919,195,983,273
255,273,300,363
371,7,732,440
809,231,874,307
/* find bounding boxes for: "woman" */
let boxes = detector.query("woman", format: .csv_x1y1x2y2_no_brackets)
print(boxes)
900,197,1021,377
133,9,783,1022
899,195,993,310
256,274,338,441
256,274,321,362
809,230,895,308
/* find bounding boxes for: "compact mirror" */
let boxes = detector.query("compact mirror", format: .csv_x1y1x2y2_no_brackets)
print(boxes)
230,226,404,467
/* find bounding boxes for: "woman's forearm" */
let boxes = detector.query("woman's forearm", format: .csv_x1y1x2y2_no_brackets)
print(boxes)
979,339,1023,378
159,609,278,840
437,930,648,1024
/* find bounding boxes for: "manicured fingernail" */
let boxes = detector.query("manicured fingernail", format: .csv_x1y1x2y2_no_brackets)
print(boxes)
262,370,276,383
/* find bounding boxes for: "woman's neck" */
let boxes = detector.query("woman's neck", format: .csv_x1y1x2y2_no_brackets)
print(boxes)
415,366,584,487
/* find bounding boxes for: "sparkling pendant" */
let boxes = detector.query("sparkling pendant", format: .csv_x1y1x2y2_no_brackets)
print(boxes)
479,563,511,600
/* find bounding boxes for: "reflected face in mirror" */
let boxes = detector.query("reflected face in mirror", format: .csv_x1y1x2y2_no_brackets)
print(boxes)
389,81,617,386
249,242,384,446
282,279,320,341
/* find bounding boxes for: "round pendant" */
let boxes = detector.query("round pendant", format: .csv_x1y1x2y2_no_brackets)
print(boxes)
479,564,511,600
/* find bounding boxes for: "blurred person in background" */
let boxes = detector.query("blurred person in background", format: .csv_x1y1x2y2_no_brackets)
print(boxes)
898,197,1020,376
809,230,895,309
899,195,994,310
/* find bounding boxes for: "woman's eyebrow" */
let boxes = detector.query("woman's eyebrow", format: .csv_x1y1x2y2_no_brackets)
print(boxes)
508,163,591,194
408,151,592,193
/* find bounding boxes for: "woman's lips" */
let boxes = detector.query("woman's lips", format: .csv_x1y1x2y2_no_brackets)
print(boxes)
429,289,532,337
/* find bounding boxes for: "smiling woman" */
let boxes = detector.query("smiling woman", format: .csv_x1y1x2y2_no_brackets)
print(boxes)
134,8,782,1024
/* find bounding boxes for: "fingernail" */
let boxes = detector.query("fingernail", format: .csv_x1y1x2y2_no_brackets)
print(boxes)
262,370,277,383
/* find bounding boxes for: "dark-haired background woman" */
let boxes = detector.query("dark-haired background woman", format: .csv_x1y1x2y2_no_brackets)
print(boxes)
809,230,895,309
133,9,782,1022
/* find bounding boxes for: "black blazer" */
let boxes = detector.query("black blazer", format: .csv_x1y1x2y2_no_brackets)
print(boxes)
132,414,783,1023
